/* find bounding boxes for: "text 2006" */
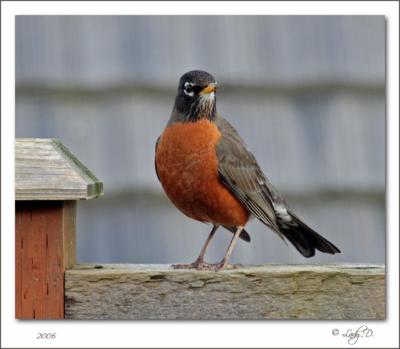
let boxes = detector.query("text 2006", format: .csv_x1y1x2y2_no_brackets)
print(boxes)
36,333,56,339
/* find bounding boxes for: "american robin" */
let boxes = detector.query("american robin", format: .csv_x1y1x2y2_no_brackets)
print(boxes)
155,70,340,271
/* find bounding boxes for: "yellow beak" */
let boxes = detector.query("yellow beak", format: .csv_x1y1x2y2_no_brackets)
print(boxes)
200,83,218,94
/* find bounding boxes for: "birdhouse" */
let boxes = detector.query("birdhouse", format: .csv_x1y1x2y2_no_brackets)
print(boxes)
15,138,103,319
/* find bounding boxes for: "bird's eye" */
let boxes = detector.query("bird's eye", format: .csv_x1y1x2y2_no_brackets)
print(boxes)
183,82,194,97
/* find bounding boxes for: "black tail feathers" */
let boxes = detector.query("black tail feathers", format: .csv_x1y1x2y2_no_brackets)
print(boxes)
278,211,341,258
224,226,251,242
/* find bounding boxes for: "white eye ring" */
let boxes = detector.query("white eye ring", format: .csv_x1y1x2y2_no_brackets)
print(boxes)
183,82,194,97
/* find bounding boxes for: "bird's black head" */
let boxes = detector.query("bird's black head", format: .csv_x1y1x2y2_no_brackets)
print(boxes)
170,70,218,123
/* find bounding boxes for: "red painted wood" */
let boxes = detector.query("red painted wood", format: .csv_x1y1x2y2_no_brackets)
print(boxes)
15,201,75,319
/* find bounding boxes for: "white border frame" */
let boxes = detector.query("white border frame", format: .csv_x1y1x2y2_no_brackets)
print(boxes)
1,1,399,348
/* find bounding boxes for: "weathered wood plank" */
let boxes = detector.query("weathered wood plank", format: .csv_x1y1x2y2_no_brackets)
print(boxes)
65,264,385,320
15,138,103,200
62,201,76,269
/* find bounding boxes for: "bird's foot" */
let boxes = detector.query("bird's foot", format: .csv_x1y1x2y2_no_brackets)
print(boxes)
172,259,243,271
172,259,213,270
172,261,243,271
212,261,243,271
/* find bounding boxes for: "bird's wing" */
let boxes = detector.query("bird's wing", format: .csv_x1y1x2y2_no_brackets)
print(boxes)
155,136,161,181
215,116,289,240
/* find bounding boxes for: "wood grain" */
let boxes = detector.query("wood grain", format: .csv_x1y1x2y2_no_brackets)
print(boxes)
15,201,77,319
65,264,385,320
62,201,76,269
16,139,103,200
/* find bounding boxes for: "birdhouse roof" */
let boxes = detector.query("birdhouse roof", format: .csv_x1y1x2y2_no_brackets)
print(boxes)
16,138,103,200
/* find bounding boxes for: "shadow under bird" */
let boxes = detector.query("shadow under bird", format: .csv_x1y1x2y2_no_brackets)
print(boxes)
155,70,341,271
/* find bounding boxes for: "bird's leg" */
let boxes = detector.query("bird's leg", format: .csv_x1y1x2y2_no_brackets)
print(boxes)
192,224,219,267
213,226,243,271
172,225,219,270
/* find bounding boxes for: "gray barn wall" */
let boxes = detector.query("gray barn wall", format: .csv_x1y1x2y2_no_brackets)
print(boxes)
15,16,385,264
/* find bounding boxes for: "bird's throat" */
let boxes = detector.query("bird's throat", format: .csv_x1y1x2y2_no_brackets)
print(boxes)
171,96,216,124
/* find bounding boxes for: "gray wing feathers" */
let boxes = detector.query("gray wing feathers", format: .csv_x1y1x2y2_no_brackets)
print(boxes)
215,116,287,241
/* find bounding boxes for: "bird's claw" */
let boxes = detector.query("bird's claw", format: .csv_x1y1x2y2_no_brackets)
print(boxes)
172,260,243,271
212,262,243,271
172,259,210,270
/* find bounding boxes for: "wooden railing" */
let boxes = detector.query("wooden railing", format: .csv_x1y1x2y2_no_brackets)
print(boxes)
64,264,385,320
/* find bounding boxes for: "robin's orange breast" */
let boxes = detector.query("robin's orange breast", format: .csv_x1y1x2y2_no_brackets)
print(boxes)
155,119,249,227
